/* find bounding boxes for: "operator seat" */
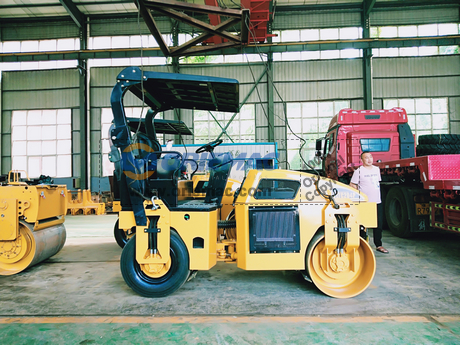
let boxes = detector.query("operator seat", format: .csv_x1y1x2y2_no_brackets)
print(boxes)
157,154,182,179
204,152,233,205
174,152,233,211
148,153,182,208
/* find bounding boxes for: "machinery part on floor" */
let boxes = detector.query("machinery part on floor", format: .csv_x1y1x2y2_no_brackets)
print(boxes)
120,231,190,298
0,177,67,275
305,230,376,299
112,201,122,213
113,219,135,248
67,189,106,215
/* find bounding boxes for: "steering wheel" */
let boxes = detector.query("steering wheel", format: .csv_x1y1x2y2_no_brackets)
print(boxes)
195,139,223,154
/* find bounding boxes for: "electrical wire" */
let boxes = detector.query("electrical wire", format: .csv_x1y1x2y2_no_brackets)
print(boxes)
242,15,340,208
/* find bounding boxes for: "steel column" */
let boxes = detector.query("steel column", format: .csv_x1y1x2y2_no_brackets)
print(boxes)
79,22,88,189
362,1,373,110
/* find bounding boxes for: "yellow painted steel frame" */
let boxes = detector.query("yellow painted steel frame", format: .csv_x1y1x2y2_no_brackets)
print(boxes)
0,198,18,241
135,202,171,265
0,184,67,241
234,169,377,271
112,201,122,213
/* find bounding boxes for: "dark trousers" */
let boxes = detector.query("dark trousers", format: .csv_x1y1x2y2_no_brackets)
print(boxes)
373,202,384,247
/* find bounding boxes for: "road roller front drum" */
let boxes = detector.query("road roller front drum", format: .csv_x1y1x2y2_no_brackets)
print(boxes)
305,231,376,299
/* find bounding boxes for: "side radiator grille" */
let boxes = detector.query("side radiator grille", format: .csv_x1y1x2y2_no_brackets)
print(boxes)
249,206,300,253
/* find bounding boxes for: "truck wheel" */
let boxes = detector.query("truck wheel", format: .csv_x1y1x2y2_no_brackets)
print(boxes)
385,187,413,238
113,219,135,249
305,230,376,299
418,134,460,145
120,231,190,297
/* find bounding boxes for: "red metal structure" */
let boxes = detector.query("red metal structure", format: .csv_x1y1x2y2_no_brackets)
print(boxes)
136,0,273,57
241,0,272,43
203,0,272,45
316,107,460,237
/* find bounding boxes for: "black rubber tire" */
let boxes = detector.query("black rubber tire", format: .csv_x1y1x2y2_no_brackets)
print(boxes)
418,134,460,145
416,144,460,156
385,187,413,238
113,219,135,249
120,231,190,297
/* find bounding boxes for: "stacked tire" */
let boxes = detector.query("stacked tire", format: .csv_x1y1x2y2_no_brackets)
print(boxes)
416,134,460,156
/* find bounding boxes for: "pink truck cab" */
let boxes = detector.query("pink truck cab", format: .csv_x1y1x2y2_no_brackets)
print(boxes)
316,107,460,238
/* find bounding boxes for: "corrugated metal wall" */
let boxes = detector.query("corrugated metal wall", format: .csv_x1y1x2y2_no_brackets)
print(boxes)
370,6,459,26
90,17,172,37
267,5,457,31
374,55,460,133
273,10,361,30
1,20,79,41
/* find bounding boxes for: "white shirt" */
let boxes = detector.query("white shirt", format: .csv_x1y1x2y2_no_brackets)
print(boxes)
350,165,381,204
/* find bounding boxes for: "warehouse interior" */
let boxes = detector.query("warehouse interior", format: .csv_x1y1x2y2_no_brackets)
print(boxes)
1,0,460,343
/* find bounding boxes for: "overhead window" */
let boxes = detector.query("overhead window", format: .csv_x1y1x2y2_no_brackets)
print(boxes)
383,98,449,144
286,100,350,170
193,104,255,144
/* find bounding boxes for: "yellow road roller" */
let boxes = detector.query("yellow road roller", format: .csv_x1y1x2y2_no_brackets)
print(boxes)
0,172,67,275
109,67,377,299
119,168,377,299
113,173,239,248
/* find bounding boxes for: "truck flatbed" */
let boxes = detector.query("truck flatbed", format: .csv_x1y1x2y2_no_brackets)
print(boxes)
376,154,460,191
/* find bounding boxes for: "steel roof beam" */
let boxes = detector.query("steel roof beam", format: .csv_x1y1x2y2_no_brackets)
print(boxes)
364,0,377,16
1,35,459,62
59,0,85,28
142,0,242,18
135,0,170,56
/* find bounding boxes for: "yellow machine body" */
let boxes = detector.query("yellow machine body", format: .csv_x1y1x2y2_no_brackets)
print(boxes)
115,175,240,248
234,169,376,271
0,181,67,275
120,201,218,270
120,168,377,299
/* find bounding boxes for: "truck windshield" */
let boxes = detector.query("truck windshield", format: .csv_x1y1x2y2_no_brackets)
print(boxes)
360,138,391,152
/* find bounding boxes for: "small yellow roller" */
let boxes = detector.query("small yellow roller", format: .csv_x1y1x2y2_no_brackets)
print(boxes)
0,172,67,275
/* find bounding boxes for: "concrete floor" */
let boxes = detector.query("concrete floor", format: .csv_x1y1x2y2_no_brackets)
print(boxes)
1,214,460,344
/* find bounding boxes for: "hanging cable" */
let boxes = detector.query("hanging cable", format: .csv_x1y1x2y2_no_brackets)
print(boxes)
242,16,340,208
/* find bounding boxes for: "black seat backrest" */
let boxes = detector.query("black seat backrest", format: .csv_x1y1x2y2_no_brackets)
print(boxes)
148,153,183,208
204,152,233,205
157,154,181,179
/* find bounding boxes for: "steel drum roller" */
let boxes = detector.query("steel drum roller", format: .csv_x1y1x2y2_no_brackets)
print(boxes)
0,221,66,276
